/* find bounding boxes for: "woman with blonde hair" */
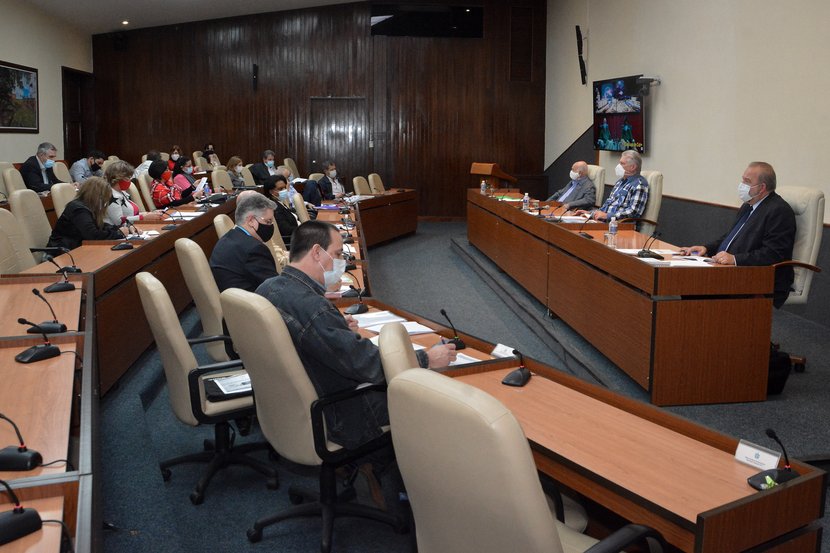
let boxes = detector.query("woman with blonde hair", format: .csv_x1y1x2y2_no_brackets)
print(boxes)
48,177,125,250
226,156,246,188
103,160,164,226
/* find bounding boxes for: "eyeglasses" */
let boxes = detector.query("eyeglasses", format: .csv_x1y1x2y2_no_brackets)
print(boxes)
254,216,274,226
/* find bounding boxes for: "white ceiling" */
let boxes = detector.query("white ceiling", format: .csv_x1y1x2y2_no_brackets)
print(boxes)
27,0,357,35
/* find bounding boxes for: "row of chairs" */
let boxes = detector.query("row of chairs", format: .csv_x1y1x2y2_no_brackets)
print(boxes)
352,173,386,195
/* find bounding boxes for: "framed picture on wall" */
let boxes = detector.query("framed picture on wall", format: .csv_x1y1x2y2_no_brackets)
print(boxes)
0,60,39,133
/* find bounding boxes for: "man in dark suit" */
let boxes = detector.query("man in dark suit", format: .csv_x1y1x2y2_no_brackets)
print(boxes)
209,191,278,292
248,149,278,187
680,161,795,307
546,160,595,210
20,142,60,192
316,160,345,200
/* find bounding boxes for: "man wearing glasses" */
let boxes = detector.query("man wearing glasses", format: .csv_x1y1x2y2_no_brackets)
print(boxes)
210,191,279,292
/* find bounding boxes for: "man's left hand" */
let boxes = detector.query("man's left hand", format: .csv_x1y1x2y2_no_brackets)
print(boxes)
711,251,736,265
344,314,359,331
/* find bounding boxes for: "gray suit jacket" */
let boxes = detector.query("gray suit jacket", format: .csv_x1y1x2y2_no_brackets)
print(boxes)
546,176,596,209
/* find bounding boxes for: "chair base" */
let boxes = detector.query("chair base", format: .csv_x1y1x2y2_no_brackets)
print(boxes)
160,421,277,505
247,464,405,553
790,354,806,373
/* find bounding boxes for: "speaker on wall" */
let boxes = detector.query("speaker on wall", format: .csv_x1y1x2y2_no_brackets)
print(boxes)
575,25,586,85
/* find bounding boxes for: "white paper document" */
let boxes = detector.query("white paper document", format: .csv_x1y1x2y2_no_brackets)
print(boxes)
668,256,714,267
449,352,482,366
556,215,592,223
195,177,208,194
617,248,678,255
211,373,251,395
351,311,406,328
365,321,433,335
368,335,426,351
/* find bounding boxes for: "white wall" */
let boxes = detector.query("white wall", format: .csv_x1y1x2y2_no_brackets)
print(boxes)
0,0,92,162
546,0,830,222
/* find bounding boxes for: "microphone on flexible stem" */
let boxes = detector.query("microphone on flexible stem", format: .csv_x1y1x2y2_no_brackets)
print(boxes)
637,231,664,260
576,212,595,239
41,255,76,293
29,247,80,273
747,428,800,490
0,414,42,471
439,309,466,350
57,247,81,272
341,272,362,297
14,319,61,363
0,479,43,546
125,220,142,240
28,289,67,334
502,349,531,387
344,285,368,314
161,208,181,230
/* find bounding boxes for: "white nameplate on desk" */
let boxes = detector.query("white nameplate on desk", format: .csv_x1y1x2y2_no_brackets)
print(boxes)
734,439,780,470
490,343,518,358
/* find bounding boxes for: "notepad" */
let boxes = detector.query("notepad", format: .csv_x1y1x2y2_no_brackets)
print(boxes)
352,311,406,328
368,335,426,350
365,321,433,335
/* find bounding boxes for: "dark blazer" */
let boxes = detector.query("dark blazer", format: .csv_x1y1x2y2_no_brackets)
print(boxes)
546,176,596,209
275,201,299,247
316,175,336,200
47,199,123,250
209,227,278,292
249,163,277,187
704,191,796,307
302,179,322,206
20,155,60,193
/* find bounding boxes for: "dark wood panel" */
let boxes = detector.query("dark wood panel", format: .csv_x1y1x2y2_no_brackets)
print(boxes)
92,0,546,217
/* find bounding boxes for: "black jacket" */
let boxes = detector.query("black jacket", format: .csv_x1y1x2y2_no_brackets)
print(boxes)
209,227,278,292
47,199,123,250
20,156,60,193
249,163,277,187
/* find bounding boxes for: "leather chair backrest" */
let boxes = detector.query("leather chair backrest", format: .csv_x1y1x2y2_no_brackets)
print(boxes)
212,169,233,193
175,238,229,362
9,189,51,261
52,161,72,183
0,209,36,272
136,272,200,427
0,162,12,197
389,369,565,553
192,151,203,164
378,322,420,382
128,183,147,212
265,237,288,273
137,173,157,210
50,182,77,218
160,152,170,161
195,156,210,171
107,155,119,162
353,176,371,195
240,166,256,187
293,192,310,223
2,168,26,194
308,172,324,182
777,186,825,304
368,173,386,194
639,170,663,236
101,159,113,172
213,213,234,239
284,158,300,179
585,164,605,207
221,288,323,466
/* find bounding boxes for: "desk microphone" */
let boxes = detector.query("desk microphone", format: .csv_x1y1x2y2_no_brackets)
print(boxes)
29,247,81,273
747,428,800,490
576,212,595,239
14,319,60,363
28,289,67,334
502,349,531,387
125,220,143,240
439,309,466,350
344,285,368,315
0,479,43,546
0,414,42,471
637,232,664,260
41,255,76,293
162,208,182,230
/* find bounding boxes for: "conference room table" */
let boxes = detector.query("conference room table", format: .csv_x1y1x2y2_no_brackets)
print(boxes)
467,189,774,406
349,189,418,247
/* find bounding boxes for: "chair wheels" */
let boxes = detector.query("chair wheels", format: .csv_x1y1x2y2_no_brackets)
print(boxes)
190,491,204,505
289,491,305,505
247,528,262,543
794,361,806,373
266,477,279,490
161,468,172,481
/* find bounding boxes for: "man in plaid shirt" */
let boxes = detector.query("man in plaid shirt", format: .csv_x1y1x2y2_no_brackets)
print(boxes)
577,150,648,221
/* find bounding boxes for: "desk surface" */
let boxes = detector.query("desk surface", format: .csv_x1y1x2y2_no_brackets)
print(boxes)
0,281,83,337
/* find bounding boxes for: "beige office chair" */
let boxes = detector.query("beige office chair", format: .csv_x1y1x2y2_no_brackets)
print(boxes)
585,164,606,208
191,150,203,164
137,173,157,210
388,369,665,553
378,322,420,383
9,189,52,262
2,168,27,194
639,170,663,236
240,166,256,187
308,172,324,182
220,288,404,551
213,213,234,239
107,155,119,162
0,162,11,198
135,272,277,505
174,238,231,362
160,152,170,161
368,173,386,194
211,168,233,193
265,237,288,272
101,159,114,172
127,183,147,212
284,157,300,179
141,154,148,162
0,209,36,272
50,182,77,218
52,161,72,183
195,156,210,172
353,176,371,195
292,192,310,223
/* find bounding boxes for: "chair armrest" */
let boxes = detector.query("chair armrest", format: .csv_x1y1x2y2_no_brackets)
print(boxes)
617,217,658,228
310,383,391,464
584,523,666,553
187,359,248,424
772,260,821,273
187,334,233,345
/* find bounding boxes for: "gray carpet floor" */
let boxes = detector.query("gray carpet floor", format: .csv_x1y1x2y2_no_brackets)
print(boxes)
100,221,829,552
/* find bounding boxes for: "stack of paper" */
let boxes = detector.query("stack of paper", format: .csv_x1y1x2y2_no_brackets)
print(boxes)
351,311,406,329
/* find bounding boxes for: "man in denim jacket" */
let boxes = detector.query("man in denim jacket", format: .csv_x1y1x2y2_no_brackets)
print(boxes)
255,220,457,449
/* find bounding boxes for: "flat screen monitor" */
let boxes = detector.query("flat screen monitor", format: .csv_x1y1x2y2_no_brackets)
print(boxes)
592,75,645,153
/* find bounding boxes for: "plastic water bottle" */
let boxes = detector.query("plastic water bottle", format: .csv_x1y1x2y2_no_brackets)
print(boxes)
608,216,618,236
480,179,487,195
522,192,530,211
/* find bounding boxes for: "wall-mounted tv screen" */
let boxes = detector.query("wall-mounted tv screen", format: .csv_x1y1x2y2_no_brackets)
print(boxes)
593,75,645,153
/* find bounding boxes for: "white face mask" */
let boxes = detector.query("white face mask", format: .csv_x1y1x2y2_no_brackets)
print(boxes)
171,153,180,161
236,165,244,173
328,170,337,178
318,248,346,289
614,163,625,179
569,170,580,181
738,182,757,203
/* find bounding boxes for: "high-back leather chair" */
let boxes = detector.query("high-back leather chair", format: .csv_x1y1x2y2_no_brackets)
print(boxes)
378,322,420,382
0,209,36,272
0,162,12,198
775,186,824,306
213,213,234,239
308,172,324,182
585,164,606,208
191,151,203,165
52,161,72,183
128,183,147,212
137,172,157,210
107,155,120,162
292,192,310,223
220,288,402,551
160,152,170,161
639,170,663,236
135,272,276,505
352,176,371,195
240,166,256,187
368,173,386,194
283,157,300,179
9,189,52,262
50,182,77,218
2,168,27,195
211,169,233,193
388,369,665,553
